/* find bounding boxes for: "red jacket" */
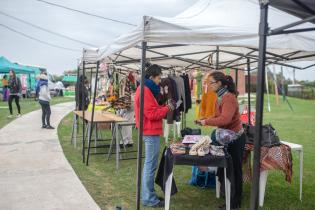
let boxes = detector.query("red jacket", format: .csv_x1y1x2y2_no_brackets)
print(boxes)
134,86,169,136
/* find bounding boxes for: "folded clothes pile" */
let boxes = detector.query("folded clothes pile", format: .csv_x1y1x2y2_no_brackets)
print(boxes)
170,142,188,155
209,145,225,157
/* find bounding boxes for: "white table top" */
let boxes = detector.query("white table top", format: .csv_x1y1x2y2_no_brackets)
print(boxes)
281,141,303,151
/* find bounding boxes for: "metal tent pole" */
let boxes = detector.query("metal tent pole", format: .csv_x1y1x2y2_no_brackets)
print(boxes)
247,58,251,125
235,69,239,93
216,46,219,70
90,68,93,101
136,41,147,210
86,61,100,166
76,65,79,110
250,1,269,210
82,61,86,163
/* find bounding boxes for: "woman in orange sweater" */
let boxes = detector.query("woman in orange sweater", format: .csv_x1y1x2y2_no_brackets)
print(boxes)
196,71,245,210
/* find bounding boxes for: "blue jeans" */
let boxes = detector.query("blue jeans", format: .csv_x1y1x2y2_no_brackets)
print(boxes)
141,135,161,206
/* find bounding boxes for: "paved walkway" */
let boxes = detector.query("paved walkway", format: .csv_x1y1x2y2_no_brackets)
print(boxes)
0,102,100,210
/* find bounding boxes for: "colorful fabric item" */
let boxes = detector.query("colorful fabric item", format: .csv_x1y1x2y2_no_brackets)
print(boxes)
243,143,293,183
212,128,239,145
195,71,203,97
198,90,217,119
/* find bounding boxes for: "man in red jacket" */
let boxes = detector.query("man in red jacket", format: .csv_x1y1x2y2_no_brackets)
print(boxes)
135,64,175,208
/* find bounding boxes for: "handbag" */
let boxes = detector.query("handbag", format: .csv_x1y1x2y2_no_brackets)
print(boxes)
181,127,201,137
245,123,280,147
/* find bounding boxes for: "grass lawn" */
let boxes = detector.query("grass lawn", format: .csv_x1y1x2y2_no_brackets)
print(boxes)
0,96,74,129
58,95,315,210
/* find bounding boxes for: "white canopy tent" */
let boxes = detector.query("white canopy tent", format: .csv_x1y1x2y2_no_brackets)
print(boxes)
83,0,315,70
79,1,315,210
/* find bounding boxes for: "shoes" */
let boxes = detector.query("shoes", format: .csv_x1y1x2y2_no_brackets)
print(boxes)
157,196,164,201
7,115,14,118
126,143,133,148
210,145,225,156
16,114,21,118
151,200,164,208
42,125,47,128
46,125,55,129
189,136,211,156
198,144,210,156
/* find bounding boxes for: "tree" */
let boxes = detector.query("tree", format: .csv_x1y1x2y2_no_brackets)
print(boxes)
52,74,63,82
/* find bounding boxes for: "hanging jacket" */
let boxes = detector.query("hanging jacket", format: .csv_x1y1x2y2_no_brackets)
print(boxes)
134,86,169,136
180,74,192,113
159,78,180,124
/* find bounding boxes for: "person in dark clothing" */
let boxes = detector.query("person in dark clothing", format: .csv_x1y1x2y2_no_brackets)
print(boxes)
7,70,22,118
196,71,245,210
75,75,89,111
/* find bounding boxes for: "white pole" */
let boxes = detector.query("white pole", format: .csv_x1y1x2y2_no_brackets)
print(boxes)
265,68,271,112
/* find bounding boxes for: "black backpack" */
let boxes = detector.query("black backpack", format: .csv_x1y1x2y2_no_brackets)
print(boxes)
245,123,281,147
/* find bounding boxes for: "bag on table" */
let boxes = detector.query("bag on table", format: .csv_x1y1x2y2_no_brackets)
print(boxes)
181,127,201,137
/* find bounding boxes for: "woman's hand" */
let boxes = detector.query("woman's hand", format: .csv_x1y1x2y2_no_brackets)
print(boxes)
195,119,206,126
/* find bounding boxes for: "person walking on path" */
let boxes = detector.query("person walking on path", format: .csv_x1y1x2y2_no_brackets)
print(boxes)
36,72,54,129
7,70,22,118
2,75,9,101
134,64,175,208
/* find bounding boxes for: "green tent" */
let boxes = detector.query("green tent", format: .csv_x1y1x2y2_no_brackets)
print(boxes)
0,56,35,74
62,75,77,83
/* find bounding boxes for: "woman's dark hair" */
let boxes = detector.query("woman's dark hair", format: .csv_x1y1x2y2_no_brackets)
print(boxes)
145,64,162,79
210,71,237,95
3,75,7,79
9,69,16,78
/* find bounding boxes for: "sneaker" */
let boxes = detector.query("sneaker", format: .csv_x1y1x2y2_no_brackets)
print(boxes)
198,145,210,156
7,115,14,118
151,200,164,208
16,114,21,118
126,143,134,148
46,125,55,129
189,136,211,156
42,125,47,128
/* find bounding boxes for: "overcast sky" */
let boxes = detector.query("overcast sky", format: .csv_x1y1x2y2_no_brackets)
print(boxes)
0,0,315,81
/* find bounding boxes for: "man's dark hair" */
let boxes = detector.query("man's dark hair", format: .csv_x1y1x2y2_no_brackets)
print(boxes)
145,64,162,79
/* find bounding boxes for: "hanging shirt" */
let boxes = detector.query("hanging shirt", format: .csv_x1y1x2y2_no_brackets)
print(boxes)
195,71,203,97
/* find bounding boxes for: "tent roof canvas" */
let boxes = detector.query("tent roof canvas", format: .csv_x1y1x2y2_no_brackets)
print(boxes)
84,0,315,70
0,56,36,74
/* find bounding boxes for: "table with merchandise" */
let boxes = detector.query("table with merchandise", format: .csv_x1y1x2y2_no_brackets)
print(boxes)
158,135,234,210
